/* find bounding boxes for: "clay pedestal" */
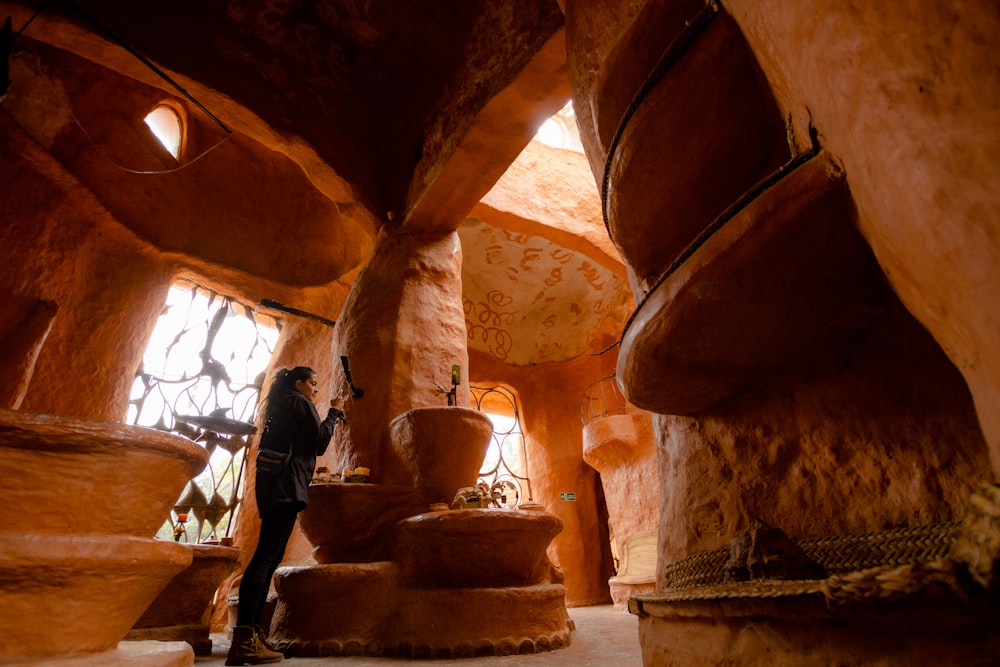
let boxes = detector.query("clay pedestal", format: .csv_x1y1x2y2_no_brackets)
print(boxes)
270,487,573,658
631,585,999,666
127,543,241,655
385,406,494,502
267,404,572,658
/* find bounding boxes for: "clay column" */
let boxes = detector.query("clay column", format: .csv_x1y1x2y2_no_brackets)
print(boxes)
326,226,470,481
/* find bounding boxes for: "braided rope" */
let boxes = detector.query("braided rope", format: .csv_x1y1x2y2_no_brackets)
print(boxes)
799,521,962,573
643,578,826,602
661,548,729,589
640,559,962,605
646,484,1000,607
951,483,1000,588
661,520,963,590
820,559,960,605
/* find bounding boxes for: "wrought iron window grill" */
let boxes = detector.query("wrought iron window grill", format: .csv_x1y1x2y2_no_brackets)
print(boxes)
580,374,628,425
472,385,532,508
126,279,280,543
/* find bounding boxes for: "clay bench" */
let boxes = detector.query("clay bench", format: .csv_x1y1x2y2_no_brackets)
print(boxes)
612,530,658,585
609,529,658,608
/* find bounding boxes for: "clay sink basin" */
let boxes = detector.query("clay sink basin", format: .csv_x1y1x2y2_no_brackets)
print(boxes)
0,533,192,660
0,408,209,536
387,406,493,502
393,508,563,588
300,482,438,564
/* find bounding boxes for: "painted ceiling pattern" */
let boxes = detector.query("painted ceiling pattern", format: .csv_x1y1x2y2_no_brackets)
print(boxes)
459,217,631,366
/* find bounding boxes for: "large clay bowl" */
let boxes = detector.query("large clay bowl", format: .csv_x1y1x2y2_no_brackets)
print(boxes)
0,533,192,660
392,509,563,588
387,407,493,502
0,409,208,536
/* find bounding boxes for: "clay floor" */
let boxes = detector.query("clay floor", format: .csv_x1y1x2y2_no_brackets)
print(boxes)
196,605,641,666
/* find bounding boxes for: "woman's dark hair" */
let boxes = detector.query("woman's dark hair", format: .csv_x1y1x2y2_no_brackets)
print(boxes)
261,366,315,422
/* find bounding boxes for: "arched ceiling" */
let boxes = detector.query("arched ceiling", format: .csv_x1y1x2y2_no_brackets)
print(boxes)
460,216,630,365
463,140,632,365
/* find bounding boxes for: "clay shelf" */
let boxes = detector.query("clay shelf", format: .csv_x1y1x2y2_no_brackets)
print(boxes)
601,6,791,283
616,151,893,415
628,572,997,665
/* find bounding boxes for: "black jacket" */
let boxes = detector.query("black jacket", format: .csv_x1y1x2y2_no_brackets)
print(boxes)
255,390,338,515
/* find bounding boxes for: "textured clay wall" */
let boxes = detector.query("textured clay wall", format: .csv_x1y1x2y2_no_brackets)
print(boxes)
655,300,989,562
583,410,658,544
0,112,170,420
1,109,352,422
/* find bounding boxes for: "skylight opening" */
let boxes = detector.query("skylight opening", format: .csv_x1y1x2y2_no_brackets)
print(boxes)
144,105,182,159
537,118,567,147
532,101,585,154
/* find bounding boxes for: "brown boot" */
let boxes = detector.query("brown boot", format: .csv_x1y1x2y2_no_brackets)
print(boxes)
225,625,283,665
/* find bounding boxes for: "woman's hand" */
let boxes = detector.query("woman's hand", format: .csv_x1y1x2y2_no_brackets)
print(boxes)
329,404,349,424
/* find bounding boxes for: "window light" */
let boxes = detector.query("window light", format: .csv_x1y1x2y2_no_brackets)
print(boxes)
532,101,584,153
144,105,182,159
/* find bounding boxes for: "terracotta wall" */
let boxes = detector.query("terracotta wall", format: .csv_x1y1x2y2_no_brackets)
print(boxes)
654,300,989,562
583,410,658,546
1,109,352,421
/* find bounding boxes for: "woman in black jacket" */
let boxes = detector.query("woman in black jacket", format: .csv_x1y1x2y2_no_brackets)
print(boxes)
227,366,344,666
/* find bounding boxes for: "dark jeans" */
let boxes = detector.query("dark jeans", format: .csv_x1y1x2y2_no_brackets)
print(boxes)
236,503,300,628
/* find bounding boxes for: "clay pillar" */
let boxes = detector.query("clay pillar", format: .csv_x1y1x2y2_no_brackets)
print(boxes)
583,410,658,542
327,227,470,481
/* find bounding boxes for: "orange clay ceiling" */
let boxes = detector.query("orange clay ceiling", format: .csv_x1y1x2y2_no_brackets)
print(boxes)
0,0,630,366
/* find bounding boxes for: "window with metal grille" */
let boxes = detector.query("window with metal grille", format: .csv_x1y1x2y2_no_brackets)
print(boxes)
126,279,280,542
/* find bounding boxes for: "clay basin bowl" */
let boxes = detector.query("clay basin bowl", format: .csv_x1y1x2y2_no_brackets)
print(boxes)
0,533,192,660
0,408,209,536
392,508,563,588
300,482,437,564
387,406,493,501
